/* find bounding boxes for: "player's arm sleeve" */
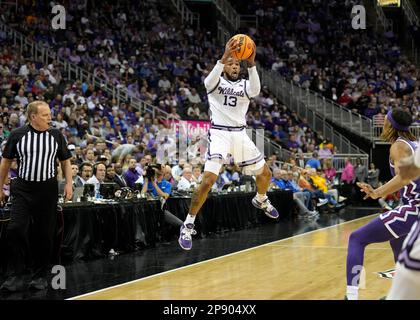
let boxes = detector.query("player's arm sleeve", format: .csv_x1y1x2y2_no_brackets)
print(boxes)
204,61,224,92
245,66,261,98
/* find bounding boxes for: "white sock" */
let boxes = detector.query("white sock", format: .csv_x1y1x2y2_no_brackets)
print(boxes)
184,214,196,226
346,285,359,300
256,193,267,201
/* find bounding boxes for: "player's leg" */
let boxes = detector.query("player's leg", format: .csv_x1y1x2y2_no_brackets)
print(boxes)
346,216,395,300
256,163,271,195
178,165,220,251
179,128,228,250
252,163,278,218
189,170,218,215
390,235,406,262
233,131,279,219
388,220,420,299
387,263,420,299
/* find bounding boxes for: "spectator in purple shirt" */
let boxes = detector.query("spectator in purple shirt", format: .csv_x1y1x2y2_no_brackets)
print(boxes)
287,134,300,151
363,102,380,118
123,158,140,188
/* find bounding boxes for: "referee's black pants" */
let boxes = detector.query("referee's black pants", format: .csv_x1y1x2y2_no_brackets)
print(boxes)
5,177,58,279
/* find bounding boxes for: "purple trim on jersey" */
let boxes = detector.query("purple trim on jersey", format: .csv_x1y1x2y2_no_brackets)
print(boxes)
238,153,264,167
210,124,246,131
387,111,410,132
380,201,420,238
381,200,417,223
206,130,223,161
207,154,223,160
398,221,420,270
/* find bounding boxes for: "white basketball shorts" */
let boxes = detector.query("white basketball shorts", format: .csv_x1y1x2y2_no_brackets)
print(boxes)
204,128,265,176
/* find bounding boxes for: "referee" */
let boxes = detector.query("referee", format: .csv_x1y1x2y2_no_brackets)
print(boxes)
0,101,73,292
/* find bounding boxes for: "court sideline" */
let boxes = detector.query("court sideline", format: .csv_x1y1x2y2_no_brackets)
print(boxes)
69,213,394,300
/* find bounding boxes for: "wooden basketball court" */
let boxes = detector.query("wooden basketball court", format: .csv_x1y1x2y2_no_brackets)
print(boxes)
69,213,394,300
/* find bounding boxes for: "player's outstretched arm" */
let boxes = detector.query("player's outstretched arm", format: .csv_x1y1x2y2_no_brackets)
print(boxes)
398,146,420,181
245,43,261,98
359,142,413,199
204,38,239,90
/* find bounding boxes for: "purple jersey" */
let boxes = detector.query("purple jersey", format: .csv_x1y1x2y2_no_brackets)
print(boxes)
380,138,420,238
398,220,420,271
388,138,420,205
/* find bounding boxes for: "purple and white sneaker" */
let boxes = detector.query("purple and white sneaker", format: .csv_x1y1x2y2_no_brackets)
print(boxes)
178,223,196,250
252,196,279,219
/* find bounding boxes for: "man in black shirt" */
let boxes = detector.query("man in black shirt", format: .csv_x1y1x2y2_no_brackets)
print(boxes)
0,101,73,291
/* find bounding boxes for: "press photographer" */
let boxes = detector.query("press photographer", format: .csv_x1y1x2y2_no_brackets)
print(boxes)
141,163,183,230
142,164,171,198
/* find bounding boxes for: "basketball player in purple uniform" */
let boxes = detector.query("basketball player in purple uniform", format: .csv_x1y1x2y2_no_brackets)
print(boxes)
345,108,420,300
386,137,420,299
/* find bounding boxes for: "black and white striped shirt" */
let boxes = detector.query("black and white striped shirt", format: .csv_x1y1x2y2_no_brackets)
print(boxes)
3,125,72,182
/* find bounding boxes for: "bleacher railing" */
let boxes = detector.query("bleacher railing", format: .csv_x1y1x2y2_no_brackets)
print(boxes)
402,0,420,26
258,66,373,142
253,129,291,162
372,114,420,141
276,153,369,173
259,66,367,154
212,0,240,31
402,0,420,65
373,0,393,32
304,154,369,173
217,21,231,45
170,0,200,28
0,22,170,120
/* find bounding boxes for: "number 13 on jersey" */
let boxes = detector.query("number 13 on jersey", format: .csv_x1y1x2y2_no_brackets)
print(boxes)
223,95,237,107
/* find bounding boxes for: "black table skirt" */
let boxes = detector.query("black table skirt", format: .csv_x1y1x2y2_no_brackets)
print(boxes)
1,191,293,266
166,191,293,235
59,200,162,263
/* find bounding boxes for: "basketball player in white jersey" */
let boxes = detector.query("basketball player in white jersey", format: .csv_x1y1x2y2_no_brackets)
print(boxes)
178,38,279,250
387,146,420,299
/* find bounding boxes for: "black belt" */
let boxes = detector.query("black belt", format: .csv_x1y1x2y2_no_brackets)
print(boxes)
210,124,246,132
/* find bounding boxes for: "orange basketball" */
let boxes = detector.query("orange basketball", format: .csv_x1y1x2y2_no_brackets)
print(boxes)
230,34,255,60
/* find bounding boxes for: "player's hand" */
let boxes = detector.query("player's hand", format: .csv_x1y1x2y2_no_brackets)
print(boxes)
357,182,379,200
245,42,257,67
221,38,240,63
63,183,73,202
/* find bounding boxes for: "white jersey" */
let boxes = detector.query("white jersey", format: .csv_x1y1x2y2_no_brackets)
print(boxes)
205,61,261,127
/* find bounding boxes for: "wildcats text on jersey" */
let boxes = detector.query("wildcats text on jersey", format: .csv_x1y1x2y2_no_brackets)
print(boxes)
218,86,245,97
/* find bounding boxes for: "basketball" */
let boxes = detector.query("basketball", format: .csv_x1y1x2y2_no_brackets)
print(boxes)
230,34,255,60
